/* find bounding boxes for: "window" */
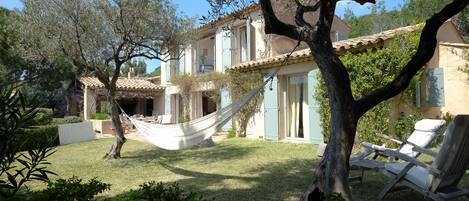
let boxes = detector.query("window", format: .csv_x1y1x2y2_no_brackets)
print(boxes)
286,75,308,138
239,26,248,63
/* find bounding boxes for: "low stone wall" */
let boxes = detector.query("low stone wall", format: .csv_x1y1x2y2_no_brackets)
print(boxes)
58,121,95,145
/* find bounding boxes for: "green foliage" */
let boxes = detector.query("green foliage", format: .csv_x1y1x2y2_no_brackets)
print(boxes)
29,176,111,201
148,66,161,77
52,116,83,125
30,108,53,126
91,113,111,120
0,86,56,198
394,112,424,141
325,193,346,201
227,126,237,138
178,113,191,123
226,70,264,137
315,32,423,144
121,59,147,77
117,181,212,201
100,101,110,114
344,0,468,39
17,125,60,149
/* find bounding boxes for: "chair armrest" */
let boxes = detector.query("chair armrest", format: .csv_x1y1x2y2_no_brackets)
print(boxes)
406,141,438,157
381,149,441,175
361,141,387,152
377,134,403,145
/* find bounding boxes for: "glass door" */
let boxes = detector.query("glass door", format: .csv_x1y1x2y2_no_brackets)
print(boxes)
286,75,308,139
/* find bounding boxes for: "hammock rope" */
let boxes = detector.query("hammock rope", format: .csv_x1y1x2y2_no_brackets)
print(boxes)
117,70,279,150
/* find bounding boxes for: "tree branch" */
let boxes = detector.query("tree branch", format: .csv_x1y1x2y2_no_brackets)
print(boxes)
294,0,319,28
259,0,303,40
356,0,469,117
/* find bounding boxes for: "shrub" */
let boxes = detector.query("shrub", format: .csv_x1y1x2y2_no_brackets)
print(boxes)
117,181,212,201
325,193,346,201
29,177,111,201
91,113,110,120
1,86,56,198
178,113,191,123
52,116,82,125
315,31,422,144
17,125,60,149
227,126,236,138
30,108,53,126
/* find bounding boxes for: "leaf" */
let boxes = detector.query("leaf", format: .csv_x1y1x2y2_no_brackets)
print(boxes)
6,172,17,187
16,158,30,169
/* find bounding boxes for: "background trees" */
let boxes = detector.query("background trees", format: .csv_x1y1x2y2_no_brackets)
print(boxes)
18,0,194,158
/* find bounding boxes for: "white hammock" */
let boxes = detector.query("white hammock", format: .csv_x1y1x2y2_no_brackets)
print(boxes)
122,71,277,150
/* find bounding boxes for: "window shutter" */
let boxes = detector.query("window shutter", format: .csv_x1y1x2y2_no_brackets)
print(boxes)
246,19,251,61
222,29,231,71
427,68,445,107
220,88,232,131
307,70,324,144
264,75,279,141
415,82,421,108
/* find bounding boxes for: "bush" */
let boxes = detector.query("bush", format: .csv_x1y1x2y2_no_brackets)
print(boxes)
91,113,110,120
30,108,53,125
227,126,236,138
117,181,212,201
52,116,82,125
28,177,111,201
17,124,59,149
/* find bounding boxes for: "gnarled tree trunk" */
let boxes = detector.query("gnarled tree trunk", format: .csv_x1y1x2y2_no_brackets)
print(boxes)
105,89,126,159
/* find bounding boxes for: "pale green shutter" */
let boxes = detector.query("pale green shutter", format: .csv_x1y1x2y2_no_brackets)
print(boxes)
264,75,279,140
220,88,232,131
308,70,324,144
246,19,251,61
427,68,445,107
220,29,232,131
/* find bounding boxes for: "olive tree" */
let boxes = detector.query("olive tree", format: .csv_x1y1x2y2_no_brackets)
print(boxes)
18,0,193,158
207,0,468,200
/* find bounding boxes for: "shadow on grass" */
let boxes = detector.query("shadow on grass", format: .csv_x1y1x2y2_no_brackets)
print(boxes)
115,142,261,167
110,158,320,201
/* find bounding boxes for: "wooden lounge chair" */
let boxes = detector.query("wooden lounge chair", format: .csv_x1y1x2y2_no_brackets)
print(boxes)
378,115,469,201
350,119,446,182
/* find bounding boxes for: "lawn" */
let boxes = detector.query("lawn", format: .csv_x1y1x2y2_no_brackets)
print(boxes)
25,138,469,201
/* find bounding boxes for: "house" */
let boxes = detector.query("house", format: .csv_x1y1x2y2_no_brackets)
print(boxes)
160,4,469,144
76,4,468,144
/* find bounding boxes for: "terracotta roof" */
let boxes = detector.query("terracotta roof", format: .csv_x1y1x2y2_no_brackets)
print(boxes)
79,77,164,91
231,23,423,70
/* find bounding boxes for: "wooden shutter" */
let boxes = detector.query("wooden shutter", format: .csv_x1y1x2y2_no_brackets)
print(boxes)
264,75,279,141
307,70,324,144
427,68,445,107
246,19,251,61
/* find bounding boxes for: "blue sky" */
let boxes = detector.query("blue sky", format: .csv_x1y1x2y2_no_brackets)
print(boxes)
0,0,405,73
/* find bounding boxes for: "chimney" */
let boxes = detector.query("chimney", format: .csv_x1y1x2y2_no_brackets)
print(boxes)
127,67,135,78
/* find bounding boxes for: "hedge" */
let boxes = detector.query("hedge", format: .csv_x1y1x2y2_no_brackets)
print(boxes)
16,124,59,150
30,108,53,126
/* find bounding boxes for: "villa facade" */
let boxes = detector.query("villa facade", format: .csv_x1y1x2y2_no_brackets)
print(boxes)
79,4,469,144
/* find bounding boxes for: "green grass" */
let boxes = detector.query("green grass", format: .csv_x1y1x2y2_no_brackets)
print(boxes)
23,138,469,201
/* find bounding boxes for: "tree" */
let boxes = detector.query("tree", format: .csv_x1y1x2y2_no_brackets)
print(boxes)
121,59,147,77
207,0,468,200
18,0,194,158
148,66,161,77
